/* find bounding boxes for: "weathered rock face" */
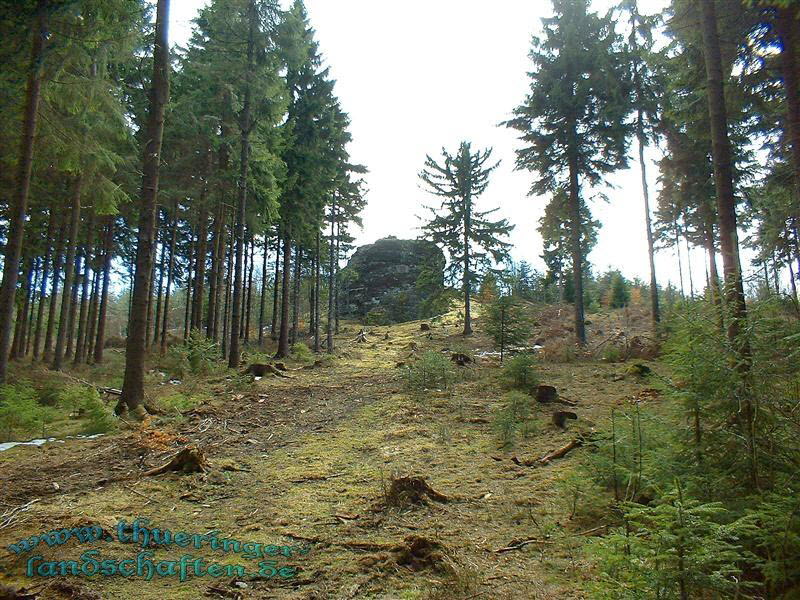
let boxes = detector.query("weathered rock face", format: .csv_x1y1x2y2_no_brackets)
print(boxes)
340,237,445,323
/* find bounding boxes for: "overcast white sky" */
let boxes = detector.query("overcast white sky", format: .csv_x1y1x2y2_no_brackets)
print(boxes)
169,0,762,294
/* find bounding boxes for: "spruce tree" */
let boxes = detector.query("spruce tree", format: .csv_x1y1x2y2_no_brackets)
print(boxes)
418,141,514,336
505,0,630,345
118,0,171,416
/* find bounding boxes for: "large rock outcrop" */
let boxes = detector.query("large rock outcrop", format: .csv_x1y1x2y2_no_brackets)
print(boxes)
340,237,445,323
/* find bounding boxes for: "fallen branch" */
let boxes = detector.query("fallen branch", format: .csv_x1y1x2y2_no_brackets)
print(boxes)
123,485,161,504
0,499,40,530
511,438,583,467
281,531,394,552
495,538,555,553
537,438,582,464
290,472,345,484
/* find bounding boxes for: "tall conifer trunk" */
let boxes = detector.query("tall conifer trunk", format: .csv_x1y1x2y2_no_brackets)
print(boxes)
314,231,321,352
161,205,178,352
776,10,800,222
74,211,95,364
327,202,335,353
119,0,171,415
567,146,586,345
276,229,292,358
463,195,473,335
699,0,755,486
259,234,268,345
291,245,301,346
229,0,256,368
0,0,48,383
271,232,281,341
53,175,83,371
94,220,114,364
32,211,56,360
637,120,660,325
192,200,209,330
44,224,66,363
152,220,166,346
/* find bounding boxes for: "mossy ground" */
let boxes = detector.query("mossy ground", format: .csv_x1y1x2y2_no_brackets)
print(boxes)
0,304,661,599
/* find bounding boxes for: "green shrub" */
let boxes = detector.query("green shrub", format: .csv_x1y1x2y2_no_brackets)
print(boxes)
158,392,203,415
601,345,623,363
291,342,314,362
185,331,222,375
0,383,55,440
81,389,116,435
404,351,457,393
56,385,89,413
501,353,539,394
589,484,758,599
160,332,221,378
492,391,535,448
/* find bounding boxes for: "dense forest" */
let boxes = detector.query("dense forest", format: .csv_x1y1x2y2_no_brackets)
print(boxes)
0,0,799,598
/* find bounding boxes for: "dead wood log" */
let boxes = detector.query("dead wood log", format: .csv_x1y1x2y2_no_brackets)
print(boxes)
537,438,582,464
511,438,583,467
495,538,555,553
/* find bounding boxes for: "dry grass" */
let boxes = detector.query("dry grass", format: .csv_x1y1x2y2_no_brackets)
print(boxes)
0,302,661,599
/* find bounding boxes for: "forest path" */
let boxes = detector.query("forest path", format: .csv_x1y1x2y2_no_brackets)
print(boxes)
0,309,659,599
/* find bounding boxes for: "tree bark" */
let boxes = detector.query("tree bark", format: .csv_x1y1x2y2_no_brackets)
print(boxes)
228,0,256,368
291,244,301,346
192,199,209,331
206,202,223,339
776,9,800,225
213,208,229,342
314,230,321,352
119,0,170,415
52,175,83,371
327,203,335,353
244,233,255,343
184,228,194,340
74,210,95,364
221,223,234,357
161,203,178,353
463,193,473,336
11,256,35,360
84,250,101,362
699,0,755,485
259,234,268,345
24,258,40,357
32,211,56,360
567,144,586,345
152,215,166,347
94,220,114,364
271,231,281,341
43,224,66,363
276,228,292,358
637,119,660,326
0,0,48,383
335,219,341,334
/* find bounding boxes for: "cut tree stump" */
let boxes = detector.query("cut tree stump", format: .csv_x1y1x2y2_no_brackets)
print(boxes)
385,476,449,507
535,385,577,406
450,352,473,366
144,446,208,476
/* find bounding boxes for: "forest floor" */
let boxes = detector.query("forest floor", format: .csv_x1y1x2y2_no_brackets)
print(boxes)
0,303,663,599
